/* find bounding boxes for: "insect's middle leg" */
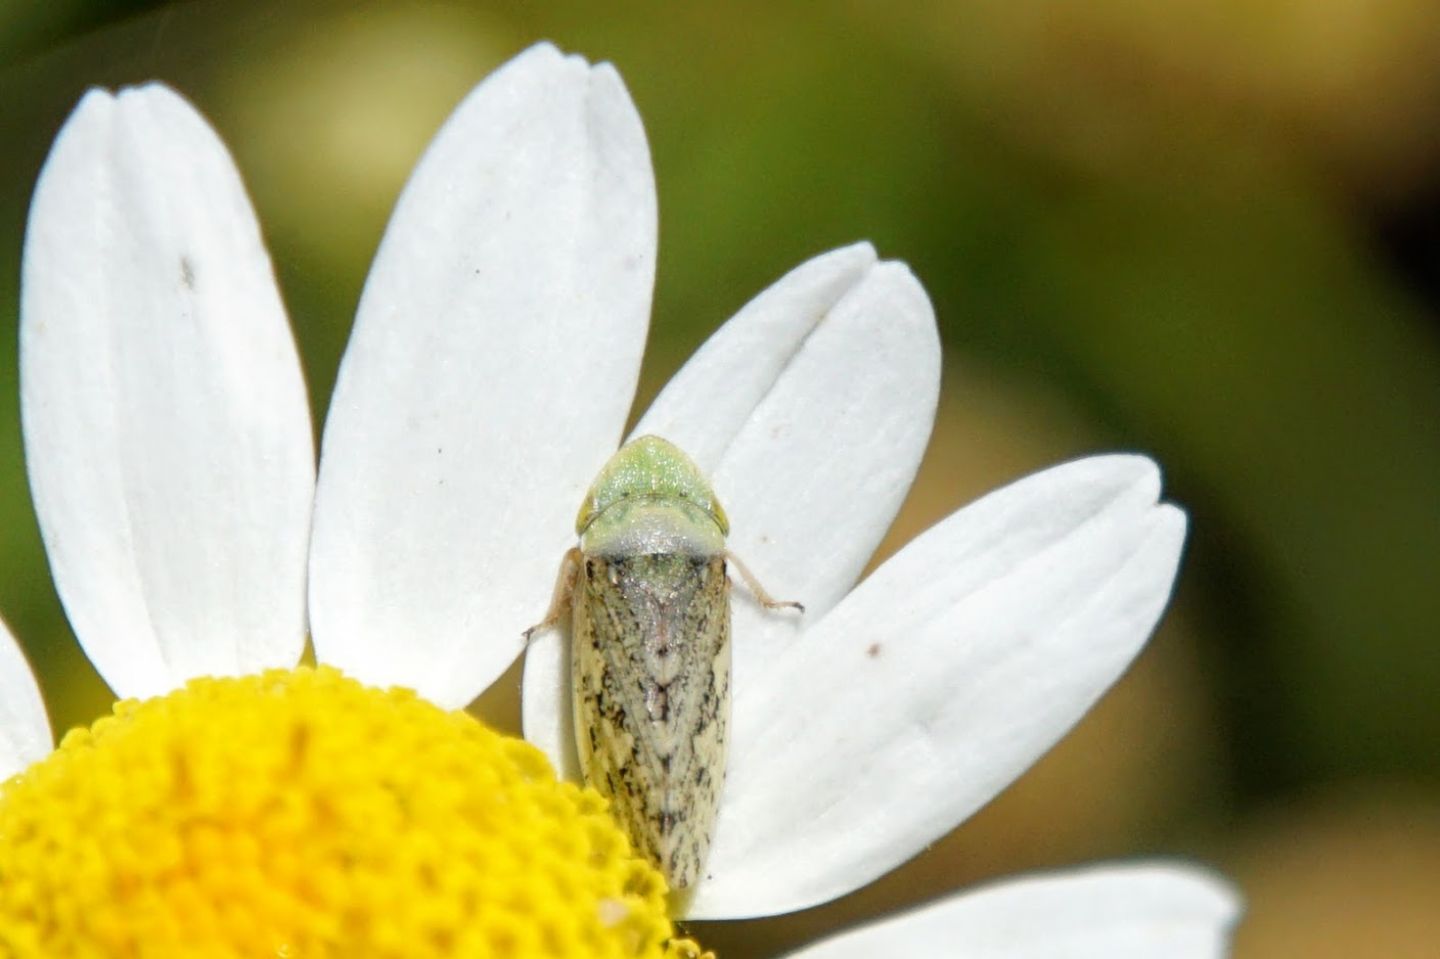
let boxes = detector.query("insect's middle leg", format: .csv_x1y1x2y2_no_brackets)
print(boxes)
522,547,583,642
726,549,804,613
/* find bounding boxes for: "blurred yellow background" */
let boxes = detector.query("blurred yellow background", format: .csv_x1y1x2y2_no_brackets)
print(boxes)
2,2,1438,956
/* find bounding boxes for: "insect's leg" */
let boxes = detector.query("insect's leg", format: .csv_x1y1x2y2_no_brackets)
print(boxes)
725,550,804,613
522,547,583,642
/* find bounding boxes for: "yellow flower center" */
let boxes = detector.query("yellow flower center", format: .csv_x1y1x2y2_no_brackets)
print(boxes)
0,666,709,958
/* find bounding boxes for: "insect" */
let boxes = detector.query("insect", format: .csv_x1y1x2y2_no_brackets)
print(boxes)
525,435,801,890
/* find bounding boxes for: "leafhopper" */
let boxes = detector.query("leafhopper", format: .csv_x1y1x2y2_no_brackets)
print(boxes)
525,435,800,890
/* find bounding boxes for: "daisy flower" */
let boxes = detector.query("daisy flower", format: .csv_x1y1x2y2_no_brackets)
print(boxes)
0,41,1239,957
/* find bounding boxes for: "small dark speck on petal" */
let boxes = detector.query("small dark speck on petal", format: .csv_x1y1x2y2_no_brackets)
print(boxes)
179,256,195,289
866,643,881,658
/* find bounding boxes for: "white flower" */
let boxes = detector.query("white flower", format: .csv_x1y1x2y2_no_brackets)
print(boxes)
1,41,1239,954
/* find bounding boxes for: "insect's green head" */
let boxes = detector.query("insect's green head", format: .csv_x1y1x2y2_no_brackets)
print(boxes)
576,435,729,537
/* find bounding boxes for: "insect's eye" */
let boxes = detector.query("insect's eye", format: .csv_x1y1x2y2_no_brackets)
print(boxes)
574,496,596,535
709,497,730,536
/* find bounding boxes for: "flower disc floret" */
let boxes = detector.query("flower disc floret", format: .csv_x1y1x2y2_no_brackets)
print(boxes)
0,666,704,958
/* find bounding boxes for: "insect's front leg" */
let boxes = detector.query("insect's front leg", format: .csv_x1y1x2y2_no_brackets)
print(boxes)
725,549,804,613
522,546,583,642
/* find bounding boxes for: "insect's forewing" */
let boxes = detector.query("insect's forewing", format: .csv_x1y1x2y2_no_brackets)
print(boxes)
572,553,730,889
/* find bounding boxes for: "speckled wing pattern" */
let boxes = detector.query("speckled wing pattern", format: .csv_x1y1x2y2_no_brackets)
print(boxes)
571,552,731,889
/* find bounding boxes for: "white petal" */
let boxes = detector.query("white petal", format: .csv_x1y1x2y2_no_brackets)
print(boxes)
21,85,315,698
520,628,582,779
521,248,940,769
632,242,881,471
689,455,1187,917
783,863,1241,959
0,620,52,780
644,250,941,673
310,43,656,707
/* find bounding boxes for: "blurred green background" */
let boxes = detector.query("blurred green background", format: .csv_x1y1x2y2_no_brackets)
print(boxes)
2,2,1438,956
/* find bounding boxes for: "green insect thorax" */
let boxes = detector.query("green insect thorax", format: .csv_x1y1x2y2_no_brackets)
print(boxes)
576,435,728,557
